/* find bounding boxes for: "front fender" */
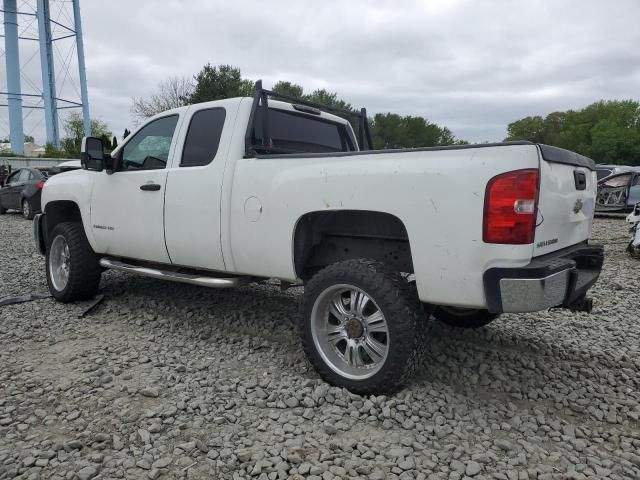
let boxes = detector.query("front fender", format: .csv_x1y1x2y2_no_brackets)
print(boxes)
42,170,97,250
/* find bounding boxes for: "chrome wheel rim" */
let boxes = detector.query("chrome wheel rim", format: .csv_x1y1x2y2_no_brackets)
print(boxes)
311,284,389,380
49,235,70,291
22,200,29,217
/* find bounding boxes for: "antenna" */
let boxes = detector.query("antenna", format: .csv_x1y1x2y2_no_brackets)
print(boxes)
1,0,90,154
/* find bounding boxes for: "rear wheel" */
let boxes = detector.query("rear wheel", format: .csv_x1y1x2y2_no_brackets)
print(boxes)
301,259,425,395
22,198,34,220
46,222,101,302
433,306,499,329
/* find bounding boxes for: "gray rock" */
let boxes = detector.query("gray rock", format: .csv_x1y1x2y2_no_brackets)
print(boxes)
138,428,151,444
466,461,481,476
152,457,172,469
495,439,515,451
285,397,299,408
140,387,160,398
236,449,253,462
77,466,98,480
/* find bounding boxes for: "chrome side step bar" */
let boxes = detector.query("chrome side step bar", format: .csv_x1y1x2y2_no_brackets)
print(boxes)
99,258,244,289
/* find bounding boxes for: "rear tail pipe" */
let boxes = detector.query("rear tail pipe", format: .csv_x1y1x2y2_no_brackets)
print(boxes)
565,296,593,313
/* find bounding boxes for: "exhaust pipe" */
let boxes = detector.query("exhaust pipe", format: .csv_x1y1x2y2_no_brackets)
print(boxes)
565,296,593,313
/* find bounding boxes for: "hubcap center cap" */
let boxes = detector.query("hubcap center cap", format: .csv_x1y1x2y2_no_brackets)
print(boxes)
345,318,364,339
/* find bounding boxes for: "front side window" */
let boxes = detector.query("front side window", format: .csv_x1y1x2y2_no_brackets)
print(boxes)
120,115,179,171
181,108,226,167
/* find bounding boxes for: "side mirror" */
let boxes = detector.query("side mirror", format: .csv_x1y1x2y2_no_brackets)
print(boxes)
81,137,105,171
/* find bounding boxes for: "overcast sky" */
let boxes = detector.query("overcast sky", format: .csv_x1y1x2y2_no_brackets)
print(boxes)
2,0,640,145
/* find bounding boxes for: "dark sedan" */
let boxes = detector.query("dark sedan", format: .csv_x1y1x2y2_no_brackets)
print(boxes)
0,167,47,219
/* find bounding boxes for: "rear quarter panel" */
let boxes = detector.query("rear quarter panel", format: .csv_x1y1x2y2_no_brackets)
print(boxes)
225,136,541,308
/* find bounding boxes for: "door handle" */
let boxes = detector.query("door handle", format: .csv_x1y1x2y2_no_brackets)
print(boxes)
140,183,161,191
573,171,586,191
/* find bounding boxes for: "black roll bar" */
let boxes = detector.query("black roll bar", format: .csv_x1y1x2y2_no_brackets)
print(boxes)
244,80,373,157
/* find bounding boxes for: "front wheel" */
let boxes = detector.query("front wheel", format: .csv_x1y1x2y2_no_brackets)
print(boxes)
301,259,424,395
45,222,102,302
433,306,499,329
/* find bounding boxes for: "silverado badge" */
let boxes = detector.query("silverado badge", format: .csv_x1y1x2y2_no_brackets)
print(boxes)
573,198,583,214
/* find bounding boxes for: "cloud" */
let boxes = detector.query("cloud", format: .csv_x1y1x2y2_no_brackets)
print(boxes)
1,0,639,145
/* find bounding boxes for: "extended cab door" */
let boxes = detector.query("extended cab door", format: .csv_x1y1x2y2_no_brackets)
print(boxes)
163,105,230,270
90,114,181,263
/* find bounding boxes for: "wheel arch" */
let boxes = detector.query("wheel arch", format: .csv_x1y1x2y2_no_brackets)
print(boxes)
292,210,414,280
43,200,84,248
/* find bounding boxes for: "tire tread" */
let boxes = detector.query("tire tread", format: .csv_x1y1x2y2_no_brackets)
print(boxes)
46,222,101,302
301,259,426,395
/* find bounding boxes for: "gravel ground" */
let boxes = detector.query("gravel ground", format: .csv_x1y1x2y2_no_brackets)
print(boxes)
0,213,638,480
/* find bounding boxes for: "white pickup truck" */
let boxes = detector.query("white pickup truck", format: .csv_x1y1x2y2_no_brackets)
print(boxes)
34,82,604,394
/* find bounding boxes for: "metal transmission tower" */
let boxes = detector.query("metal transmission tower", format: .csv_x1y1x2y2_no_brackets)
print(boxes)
1,0,90,155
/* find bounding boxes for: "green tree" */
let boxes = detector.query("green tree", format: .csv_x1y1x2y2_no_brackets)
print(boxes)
505,116,545,143
239,79,255,97
143,64,465,151
369,113,461,149
272,81,303,98
506,100,640,164
112,136,118,150
41,143,69,158
60,111,112,157
188,64,252,104
305,89,353,111
123,128,131,139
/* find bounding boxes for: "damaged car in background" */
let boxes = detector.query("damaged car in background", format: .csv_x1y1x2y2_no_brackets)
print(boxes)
596,170,640,212
595,164,637,181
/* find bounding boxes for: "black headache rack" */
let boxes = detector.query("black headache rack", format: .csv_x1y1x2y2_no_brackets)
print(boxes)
244,80,374,157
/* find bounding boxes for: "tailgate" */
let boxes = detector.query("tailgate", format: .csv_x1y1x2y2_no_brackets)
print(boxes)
534,145,597,256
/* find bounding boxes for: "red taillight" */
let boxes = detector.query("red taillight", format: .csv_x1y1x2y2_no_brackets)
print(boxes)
36,180,45,190
483,169,539,244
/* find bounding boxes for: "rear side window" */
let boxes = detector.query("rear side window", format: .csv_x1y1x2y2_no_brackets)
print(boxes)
252,108,354,154
181,108,226,167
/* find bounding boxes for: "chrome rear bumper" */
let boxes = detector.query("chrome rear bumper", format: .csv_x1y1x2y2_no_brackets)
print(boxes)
484,243,604,314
